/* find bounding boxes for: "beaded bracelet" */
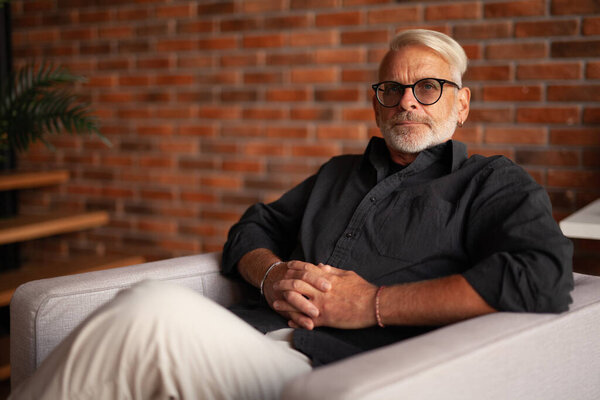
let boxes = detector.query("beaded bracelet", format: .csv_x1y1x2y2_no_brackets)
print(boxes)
375,286,386,328
259,261,284,296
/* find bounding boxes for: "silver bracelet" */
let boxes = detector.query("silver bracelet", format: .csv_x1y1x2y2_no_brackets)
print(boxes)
260,261,284,296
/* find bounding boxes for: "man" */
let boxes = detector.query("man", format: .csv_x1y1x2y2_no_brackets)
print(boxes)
10,29,573,400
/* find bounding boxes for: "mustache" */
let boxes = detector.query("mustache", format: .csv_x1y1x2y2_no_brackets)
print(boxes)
389,112,431,124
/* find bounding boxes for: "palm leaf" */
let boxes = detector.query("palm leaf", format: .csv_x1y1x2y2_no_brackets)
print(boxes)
0,62,111,153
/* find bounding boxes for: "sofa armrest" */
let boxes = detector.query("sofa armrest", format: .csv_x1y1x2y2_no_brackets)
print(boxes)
283,273,600,400
10,252,249,388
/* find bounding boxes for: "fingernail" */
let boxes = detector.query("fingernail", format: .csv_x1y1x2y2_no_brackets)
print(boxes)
309,308,319,318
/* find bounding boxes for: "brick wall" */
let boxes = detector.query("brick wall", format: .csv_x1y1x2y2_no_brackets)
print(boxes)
9,0,600,271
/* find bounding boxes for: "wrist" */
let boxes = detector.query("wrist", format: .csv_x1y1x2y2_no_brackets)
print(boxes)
260,261,284,296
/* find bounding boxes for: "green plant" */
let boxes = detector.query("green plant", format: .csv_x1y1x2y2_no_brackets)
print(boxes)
0,62,110,154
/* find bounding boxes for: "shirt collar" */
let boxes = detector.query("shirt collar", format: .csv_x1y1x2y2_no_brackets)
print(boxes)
361,137,468,180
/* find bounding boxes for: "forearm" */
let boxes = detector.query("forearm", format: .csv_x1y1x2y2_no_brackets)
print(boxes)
378,274,496,326
237,248,282,289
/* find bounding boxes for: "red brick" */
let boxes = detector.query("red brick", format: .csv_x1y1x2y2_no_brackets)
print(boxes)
367,6,420,24
221,54,260,67
98,92,134,103
342,107,375,121
265,125,310,139
221,124,263,138
197,1,235,15
243,142,287,156
291,0,338,9
156,4,193,18
178,20,214,34
117,40,149,54
454,22,512,40
289,31,337,47
516,150,579,167
316,125,366,140
291,144,342,158
200,175,242,189
517,62,582,80
548,85,600,102
486,42,547,59
552,40,600,58
453,126,483,144
178,55,215,69
136,23,168,37
583,17,600,35
265,15,311,30
156,39,196,52
223,160,265,173
587,62,600,79
315,88,361,102
485,127,547,145
177,124,217,136
584,108,600,124
583,150,600,168
468,108,513,123
315,48,366,65
517,107,580,124
341,30,389,45
244,71,283,84
551,0,600,15
316,11,362,27
221,89,258,102
136,125,174,136
515,19,579,37
290,107,335,121
118,75,150,86
220,18,261,32
550,128,600,146
78,10,111,23
197,106,241,119
198,37,237,50
426,2,481,20
266,88,311,102
464,65,512,81
243,33,285,48
267,52,313,65
291,67,337,84
243,107,287,120
116,7,150,21
176,91,212,103
60,27,95,41
342,68,378,83
485,0,546,17
242,0,284,13
154,74,195,86
547,170,600,188
483,85,542,102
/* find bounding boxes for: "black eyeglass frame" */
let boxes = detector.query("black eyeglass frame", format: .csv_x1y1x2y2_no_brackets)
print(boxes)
371,78,461,107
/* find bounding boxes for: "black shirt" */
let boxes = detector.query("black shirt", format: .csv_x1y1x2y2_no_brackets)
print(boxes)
222,137,573,365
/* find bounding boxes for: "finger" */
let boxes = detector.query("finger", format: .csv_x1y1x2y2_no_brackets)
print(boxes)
288,311,314,331
286,263,334,291
274,277,320,297
281,290,320,318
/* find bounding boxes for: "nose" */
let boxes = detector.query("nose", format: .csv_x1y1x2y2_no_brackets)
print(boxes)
397,87,419,111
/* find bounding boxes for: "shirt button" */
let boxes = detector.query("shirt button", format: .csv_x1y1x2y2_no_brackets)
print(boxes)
345,232,353,238
370,197,377,203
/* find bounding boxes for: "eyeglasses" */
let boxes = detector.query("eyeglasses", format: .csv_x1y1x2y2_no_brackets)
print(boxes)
372,78,461,107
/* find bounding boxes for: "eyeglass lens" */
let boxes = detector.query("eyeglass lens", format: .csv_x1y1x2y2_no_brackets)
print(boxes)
378,79,443,106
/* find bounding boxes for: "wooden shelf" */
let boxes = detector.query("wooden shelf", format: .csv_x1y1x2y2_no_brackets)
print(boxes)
0,254,146,307
0,335,8,381
0,211,109,245
0,170,69,192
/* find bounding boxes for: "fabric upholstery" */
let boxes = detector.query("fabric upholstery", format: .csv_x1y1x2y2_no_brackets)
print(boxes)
10,254,600,399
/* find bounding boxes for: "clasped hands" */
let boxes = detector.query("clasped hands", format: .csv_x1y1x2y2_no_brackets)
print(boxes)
263,261,378,330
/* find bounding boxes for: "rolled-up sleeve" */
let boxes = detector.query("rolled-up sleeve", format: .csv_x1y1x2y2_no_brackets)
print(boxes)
221,174,317,277
462,160,573,313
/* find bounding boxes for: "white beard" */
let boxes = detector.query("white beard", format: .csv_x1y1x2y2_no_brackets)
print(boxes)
378,107,458,154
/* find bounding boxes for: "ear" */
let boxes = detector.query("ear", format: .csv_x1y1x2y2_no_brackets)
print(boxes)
372,94,381,128
456,86,471,125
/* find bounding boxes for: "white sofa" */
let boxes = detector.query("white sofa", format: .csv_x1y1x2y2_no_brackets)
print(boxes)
10,252,600,399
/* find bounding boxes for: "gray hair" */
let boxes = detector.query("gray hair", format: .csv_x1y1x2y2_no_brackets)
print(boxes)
389,29,468,85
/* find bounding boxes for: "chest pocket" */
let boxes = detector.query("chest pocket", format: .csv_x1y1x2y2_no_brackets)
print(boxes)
374,195,460,263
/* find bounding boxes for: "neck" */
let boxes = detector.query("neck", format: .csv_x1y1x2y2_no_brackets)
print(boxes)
388,149,418,166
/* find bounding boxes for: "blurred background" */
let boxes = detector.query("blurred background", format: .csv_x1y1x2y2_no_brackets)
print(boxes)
5,0,600,271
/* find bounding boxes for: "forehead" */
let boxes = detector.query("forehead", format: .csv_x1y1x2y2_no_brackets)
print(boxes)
378,45,453,83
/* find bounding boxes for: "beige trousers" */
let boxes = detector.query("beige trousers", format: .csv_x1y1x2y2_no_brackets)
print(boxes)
9,281,312,400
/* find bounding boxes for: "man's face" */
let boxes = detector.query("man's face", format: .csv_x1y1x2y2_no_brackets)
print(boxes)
373,45,470,161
